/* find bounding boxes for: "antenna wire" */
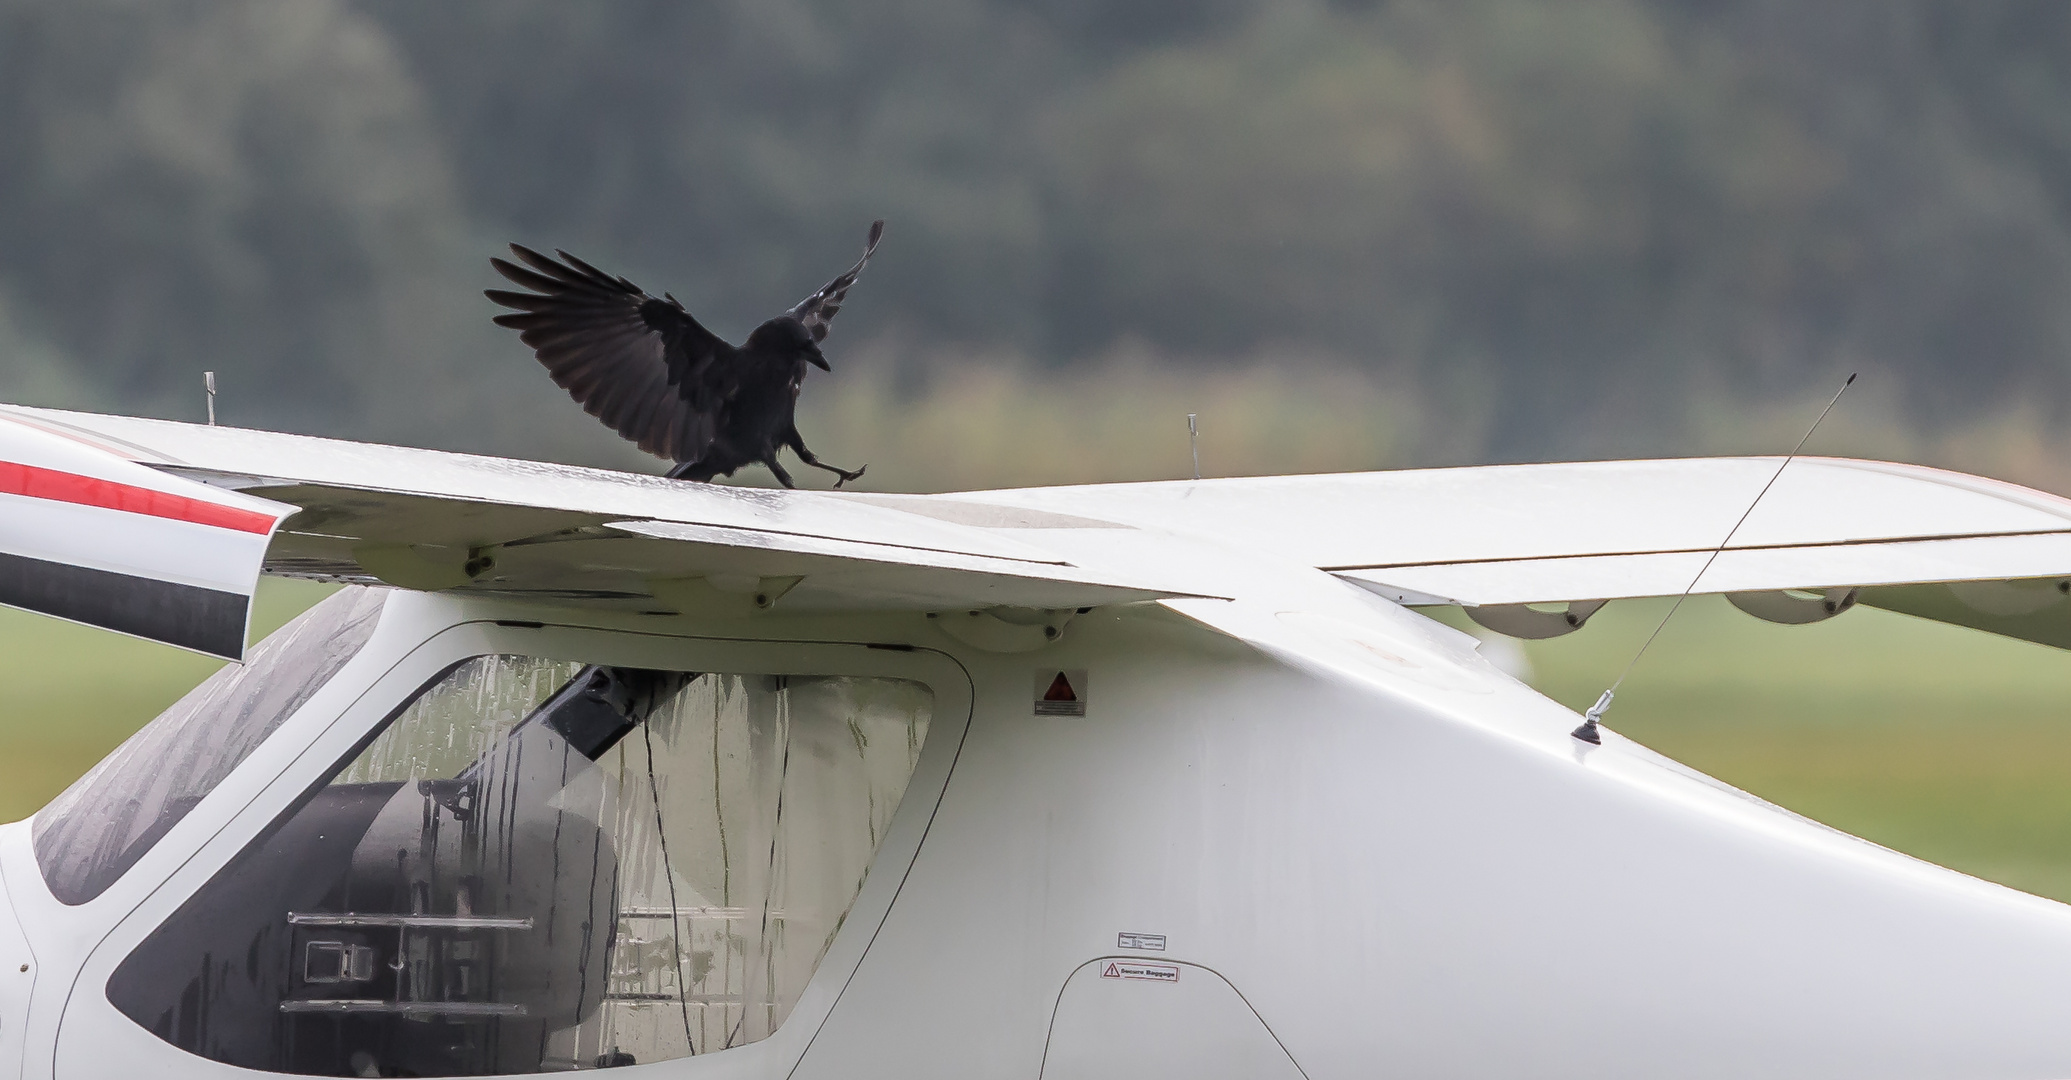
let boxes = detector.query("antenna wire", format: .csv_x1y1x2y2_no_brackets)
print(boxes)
1572,373,1857,744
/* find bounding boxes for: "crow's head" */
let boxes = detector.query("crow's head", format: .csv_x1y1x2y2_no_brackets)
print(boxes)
749,316,828,370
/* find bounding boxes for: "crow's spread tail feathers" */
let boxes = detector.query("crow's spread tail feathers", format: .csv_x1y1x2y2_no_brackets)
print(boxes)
787,220,884,343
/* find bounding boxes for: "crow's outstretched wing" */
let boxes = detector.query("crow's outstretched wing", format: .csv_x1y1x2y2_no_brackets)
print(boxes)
487,245,741,462
787,219,884,343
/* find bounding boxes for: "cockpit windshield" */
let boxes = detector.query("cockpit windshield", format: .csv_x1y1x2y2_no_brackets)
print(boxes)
107,653,933,1075
32,587,386,905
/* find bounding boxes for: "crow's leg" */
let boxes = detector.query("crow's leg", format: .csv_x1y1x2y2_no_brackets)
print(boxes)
764,457,798,489
666,459,720,481
786,431,867,488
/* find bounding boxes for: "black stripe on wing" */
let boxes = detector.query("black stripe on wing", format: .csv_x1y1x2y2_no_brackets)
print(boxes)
487,244,733,462
786,219,884,343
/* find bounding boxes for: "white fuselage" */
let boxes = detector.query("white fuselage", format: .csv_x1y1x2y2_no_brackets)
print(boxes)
4,575,2071,1080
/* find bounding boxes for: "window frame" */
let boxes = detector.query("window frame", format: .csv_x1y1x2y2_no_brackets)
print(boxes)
51,608,974,1080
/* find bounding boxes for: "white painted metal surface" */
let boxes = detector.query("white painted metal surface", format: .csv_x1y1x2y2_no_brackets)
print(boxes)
0,871,36,1080
1040,960,1304,1079
0,406,1074,564
605,518,1211,611
16,403,2071,630
0,413,290,658
1336,530,2071,606
0,405,1204,613
11,403,2071,1075
8,584,2071,1077
955,456,2071,569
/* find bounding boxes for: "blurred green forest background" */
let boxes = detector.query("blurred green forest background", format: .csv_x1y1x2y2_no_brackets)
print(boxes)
7,1,2071,901
8,0,2071,486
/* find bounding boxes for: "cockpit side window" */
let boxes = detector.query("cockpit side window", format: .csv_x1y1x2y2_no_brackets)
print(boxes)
32,586,386,906
106,654,933,1076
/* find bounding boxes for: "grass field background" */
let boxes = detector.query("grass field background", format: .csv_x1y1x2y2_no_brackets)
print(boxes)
0,579,339,825
4,582,2071,902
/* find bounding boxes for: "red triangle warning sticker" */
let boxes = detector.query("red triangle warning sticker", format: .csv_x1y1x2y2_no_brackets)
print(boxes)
1043,672,1078,702
1033,669,1087,716
1103,963,1121,978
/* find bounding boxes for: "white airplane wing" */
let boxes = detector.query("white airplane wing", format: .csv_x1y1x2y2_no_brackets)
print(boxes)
0,412,293,659
10,402,2071,650
0,406,1208,620
950,458,2071,647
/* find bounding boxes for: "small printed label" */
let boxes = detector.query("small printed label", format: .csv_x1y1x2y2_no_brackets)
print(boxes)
1100,960,1180,983
1033,669,1088,717
1116,932,1166,951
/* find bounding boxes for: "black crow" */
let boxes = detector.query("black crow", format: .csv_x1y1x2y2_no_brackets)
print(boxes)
486,221,882,488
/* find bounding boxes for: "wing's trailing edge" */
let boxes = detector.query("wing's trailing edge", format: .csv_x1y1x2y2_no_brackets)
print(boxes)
948,458,2071,649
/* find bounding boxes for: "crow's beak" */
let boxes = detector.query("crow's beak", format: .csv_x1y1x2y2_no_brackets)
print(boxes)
806,345,830,371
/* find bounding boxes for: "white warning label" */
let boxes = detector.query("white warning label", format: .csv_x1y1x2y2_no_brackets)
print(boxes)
1116,932,1166,951
1100,960,1180,983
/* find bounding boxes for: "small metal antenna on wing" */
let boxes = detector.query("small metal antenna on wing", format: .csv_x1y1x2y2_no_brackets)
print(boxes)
1571,373,1858,745
1187,414,1200,480
204,371,217,426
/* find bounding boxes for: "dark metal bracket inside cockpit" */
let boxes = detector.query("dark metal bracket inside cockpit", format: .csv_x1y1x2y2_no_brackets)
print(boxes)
432,665,703,814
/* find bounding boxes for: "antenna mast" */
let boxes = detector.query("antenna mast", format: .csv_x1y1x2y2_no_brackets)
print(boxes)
1572,373,1857,745
1187,413,1200,480
204,371,217,426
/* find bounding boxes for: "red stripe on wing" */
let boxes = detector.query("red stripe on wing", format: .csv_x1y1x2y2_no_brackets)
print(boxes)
0,462,278,534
